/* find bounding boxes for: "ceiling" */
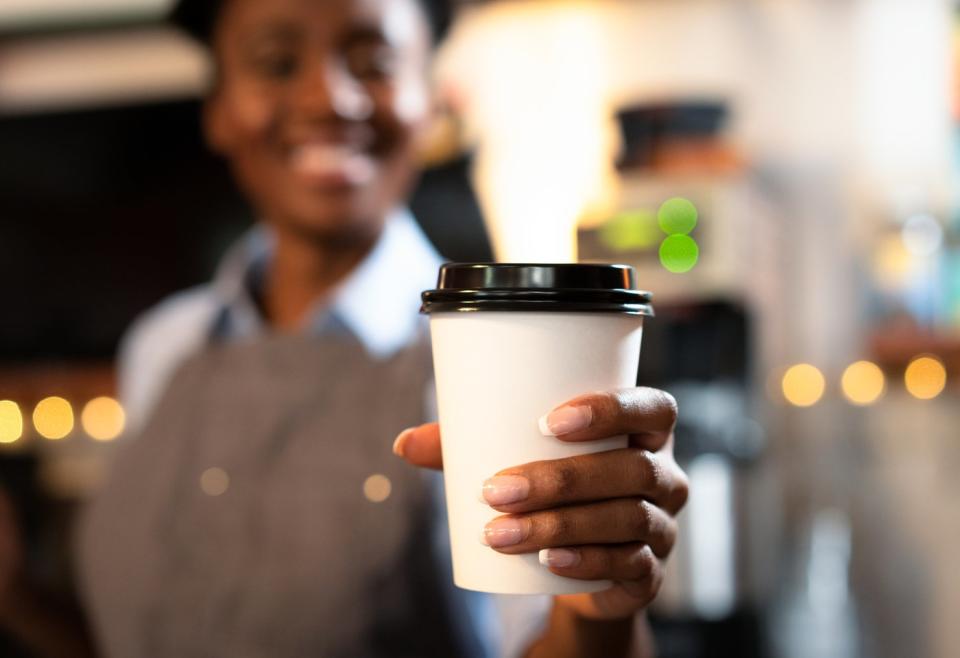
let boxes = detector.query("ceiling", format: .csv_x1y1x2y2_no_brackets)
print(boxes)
0,0,172,31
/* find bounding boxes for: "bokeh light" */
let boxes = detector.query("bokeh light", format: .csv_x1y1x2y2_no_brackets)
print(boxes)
782,364,826,407
901,214,943,257
659,234,700,273
81,397,125,441
599,209,659,252
658,197,698,235
0,401,23,444
200,467,230,496
904,356,947,400
33,397,74,440
841,361,886,406
363,474,392,503
872,234,912,290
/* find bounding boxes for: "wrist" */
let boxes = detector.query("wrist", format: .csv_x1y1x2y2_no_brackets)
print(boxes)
526,597,634,658
552,592,644,622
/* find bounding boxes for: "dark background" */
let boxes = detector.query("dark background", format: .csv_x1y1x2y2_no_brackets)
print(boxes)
0,99,492,362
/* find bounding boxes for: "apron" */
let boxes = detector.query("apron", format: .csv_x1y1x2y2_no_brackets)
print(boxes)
79,331,467,658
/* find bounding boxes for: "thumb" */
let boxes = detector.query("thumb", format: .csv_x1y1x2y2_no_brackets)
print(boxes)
393,423,443,470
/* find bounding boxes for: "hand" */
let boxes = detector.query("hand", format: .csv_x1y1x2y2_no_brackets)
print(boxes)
394,387,688,621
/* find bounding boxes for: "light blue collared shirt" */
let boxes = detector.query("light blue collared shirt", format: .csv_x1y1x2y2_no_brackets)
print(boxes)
117,210,550,658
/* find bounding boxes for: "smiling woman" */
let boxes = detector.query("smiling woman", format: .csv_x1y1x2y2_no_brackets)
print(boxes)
196,0,433,252
72,3,498,652
66,1,542,657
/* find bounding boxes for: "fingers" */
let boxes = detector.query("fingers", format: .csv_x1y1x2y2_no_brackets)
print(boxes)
482,498,678,558
549,545,666,614
539,543,660,584
539,388,678,451
392,423,442,470
485,448,689,516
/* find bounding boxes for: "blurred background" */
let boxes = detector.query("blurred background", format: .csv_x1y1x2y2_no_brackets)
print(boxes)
1,0,959,657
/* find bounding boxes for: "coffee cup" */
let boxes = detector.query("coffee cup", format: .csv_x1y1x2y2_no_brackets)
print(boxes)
421,263,653,595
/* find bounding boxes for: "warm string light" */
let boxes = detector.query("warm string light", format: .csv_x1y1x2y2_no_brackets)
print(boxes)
2,353,947,449
841,361,886,406
781,364,826,407
0,397,127,441
0,401,23,444
81,397,125,441
904,356,947,400
33,397,74,440
780,357,948,406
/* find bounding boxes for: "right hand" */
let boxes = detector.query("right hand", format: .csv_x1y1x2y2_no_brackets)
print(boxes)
0,488,25,615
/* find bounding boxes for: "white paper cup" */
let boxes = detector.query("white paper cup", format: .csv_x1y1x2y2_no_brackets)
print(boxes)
421,264,653,595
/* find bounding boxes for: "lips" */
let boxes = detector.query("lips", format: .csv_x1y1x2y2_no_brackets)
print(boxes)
288,142,376,187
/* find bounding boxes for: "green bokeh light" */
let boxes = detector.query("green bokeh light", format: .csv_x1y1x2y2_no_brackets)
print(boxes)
599,209,660,253
659,234,699,273
658,197,698,235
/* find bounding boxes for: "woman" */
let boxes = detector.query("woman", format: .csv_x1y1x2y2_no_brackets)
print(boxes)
4,0,689,656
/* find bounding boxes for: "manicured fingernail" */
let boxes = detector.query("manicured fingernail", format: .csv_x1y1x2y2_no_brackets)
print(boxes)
481,475,530,506
539,548,580,568
538,405,592,436
392,428,415,457
481,518,527,547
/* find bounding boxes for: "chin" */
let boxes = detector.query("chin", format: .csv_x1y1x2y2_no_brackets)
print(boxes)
283,200,387,245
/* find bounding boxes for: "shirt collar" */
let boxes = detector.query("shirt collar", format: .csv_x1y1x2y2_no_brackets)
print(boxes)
209,210,444,360
210,225,273,339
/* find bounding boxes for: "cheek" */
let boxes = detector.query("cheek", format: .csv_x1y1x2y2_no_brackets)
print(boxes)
393,76,429,126
373,78,429,161
221,84,280,153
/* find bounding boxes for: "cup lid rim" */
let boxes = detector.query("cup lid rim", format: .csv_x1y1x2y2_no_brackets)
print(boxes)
421,263,654,316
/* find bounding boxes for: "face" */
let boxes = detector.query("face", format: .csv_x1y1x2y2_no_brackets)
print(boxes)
205,0,432,243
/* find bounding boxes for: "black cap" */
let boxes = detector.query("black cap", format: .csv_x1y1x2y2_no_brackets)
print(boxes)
421,263,654,316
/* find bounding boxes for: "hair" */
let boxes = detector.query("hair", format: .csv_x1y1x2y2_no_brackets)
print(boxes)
170,0,453,48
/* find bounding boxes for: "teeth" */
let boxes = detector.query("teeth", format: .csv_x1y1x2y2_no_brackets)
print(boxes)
290,144,374,183
292,144,351,168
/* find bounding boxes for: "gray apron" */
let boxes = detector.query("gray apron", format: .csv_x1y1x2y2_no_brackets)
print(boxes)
80,332,467,658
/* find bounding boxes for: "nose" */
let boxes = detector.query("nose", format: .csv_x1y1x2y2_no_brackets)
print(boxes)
293,58,374,122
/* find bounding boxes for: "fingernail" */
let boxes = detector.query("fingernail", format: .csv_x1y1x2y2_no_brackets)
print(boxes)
392,428,415,457
538,405,592,436
481,475,530,506
539,548,580,568
481,518,527,548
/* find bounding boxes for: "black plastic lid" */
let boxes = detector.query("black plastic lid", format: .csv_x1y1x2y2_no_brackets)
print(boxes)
421,263,654,316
